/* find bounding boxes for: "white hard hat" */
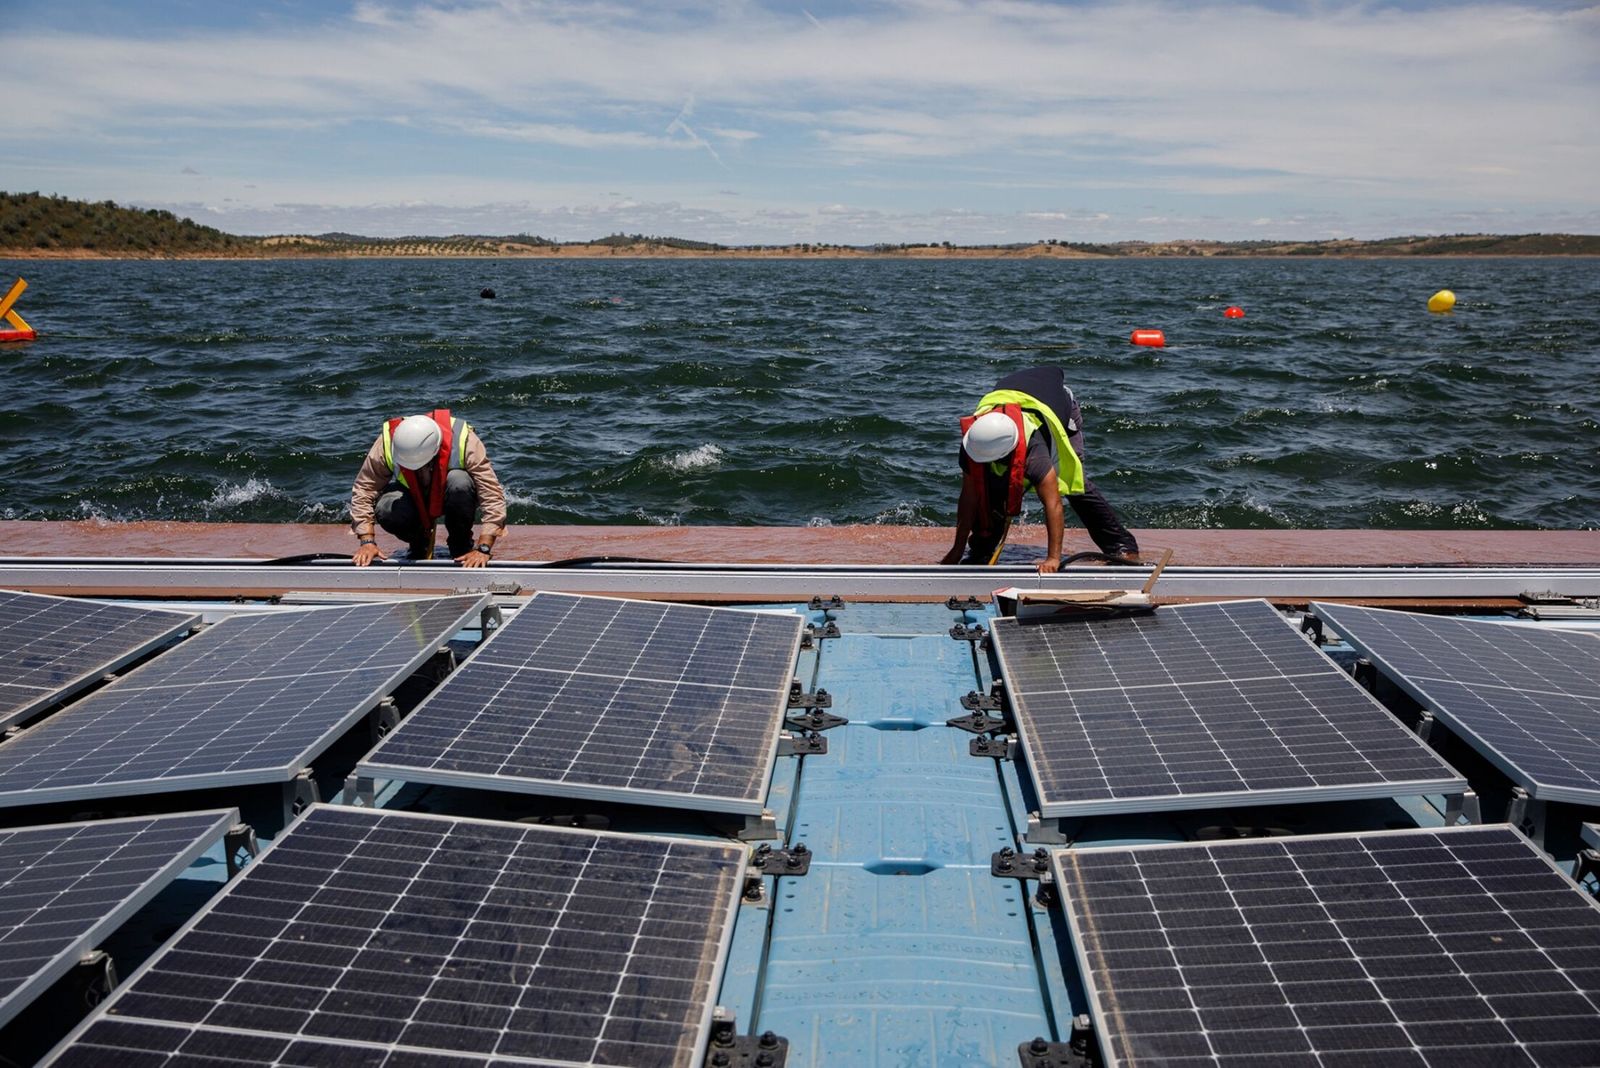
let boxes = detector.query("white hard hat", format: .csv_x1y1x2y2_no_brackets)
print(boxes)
391,415,442,469
963,410,1019,463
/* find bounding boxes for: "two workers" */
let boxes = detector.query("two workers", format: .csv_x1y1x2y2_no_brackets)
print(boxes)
350,366,1135,572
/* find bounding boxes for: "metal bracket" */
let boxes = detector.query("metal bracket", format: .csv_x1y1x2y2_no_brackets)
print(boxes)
1443,791,1481,826
799,621,840,649
1299,614,1325,644
947,711,1007,734
483,580,523,596
1416,710,1434,743
739,810,781,841
787,682,833,709
950,621,987,643
224,823,260,877
971,734,1015,759
342,773,377,808
705,1008,789,1068
1017,1016,1096,1068
784,708,848,734
946,595,984,613
808,595,845,612
369,697,400,743
1575,850,1600,895
1506,787,1547,846
776,731,827,757
961,683,1005,711
751,841,811,877
286,767,320,821
993,846,1053,881
1025,813,1068,846
74,950,118,1011
1351,657,1377,691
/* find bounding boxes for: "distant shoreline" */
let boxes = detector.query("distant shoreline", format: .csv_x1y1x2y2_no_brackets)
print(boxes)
7,245,1600,262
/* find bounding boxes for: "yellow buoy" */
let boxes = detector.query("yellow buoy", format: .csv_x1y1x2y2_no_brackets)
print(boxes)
1427,289,1456,314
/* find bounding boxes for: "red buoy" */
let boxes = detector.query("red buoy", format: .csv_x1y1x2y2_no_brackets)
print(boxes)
1130,329,1165,347
1223,306,1245,319
0,328,36,343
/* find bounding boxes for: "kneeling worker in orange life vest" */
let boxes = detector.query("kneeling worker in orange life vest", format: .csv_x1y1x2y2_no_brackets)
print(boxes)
941,366,1138,573
349,409,507,567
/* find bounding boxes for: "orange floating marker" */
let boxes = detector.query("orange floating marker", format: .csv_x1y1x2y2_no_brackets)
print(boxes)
1223,306,1245,319
1130,329,1165,347
0,278,37,342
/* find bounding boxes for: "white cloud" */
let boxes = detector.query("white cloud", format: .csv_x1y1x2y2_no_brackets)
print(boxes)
0,1,1594,240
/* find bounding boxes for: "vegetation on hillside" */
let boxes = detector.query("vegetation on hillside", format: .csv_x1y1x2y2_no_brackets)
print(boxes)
3,192,1597,258
0,192,254,253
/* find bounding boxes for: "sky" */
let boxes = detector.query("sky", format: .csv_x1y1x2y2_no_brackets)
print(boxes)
2,0,1597,244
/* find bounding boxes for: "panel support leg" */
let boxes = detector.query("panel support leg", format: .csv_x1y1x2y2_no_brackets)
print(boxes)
1443,791,1480,826
1416,710,1434,743
1024,813,1067,846
342,774,377,807
284,768,320,824
225,823,260,877
369,697,400,745
1506,788,1546,847
739,810,780,841
74,950,118,1010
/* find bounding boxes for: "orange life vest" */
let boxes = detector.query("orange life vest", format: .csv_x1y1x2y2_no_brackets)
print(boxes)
381,409,468,527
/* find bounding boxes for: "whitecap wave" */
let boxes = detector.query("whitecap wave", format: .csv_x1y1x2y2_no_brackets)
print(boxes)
204,478,280,510
659,444,723,472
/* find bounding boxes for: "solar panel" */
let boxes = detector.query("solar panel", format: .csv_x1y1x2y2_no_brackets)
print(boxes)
988,600,1465,817
1312,602,1600,805
359,592,805,816
1052,825,1600,1068
47,805,747,1068
0,589,198,732
0,808,235,1029
0,596,488,809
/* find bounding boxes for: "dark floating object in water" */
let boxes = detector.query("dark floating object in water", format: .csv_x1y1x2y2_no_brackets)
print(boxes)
480,288,496,299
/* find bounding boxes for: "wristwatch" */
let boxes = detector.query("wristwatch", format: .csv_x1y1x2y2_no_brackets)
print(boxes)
475,542,494,557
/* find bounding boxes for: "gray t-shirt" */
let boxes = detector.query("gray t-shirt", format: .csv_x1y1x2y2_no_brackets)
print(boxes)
1024,428,1057,487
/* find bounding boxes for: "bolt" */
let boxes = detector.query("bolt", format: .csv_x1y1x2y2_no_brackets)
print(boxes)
1030,1037,1050,1054
759,1031,780,1049
743,882,762,902
711,1054,730,1067
793,842,809,856
755,843,772,858
756,1054,775,1067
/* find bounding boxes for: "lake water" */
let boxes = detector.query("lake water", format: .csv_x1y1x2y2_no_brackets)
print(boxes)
2,256,1596,530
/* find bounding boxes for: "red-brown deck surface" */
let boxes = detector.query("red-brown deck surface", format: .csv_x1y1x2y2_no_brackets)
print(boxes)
1,521,1596,566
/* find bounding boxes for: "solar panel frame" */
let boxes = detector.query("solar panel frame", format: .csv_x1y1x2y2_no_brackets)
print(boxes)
1051,825,1600,1068
0,808,236,1029
1312,602,1600,804
0,596,489,809
0,590,198,732
358,592,806,817
1585,822,1600,851
990,599,1466,818
43,804,748,1068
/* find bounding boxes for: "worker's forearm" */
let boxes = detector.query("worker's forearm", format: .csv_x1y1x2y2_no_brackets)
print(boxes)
1045,500,1065,561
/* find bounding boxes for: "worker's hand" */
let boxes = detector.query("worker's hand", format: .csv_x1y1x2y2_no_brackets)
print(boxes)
1037,556,1061,574
454,549,491,568
353,543,386,567
940,547,964,566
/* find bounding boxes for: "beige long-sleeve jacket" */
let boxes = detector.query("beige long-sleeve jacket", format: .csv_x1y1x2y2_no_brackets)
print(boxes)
348,429,507,540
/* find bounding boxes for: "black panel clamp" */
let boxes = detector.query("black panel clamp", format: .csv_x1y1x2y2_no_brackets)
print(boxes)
949,682,1007,733
705,1012,789,1068
787,682,833,709
949,621,987,645
808,595,845,612
1300,614,1325,645
751,841,811,877
970,734,1014,759
993,846,1052,881
785,708,848,734
1018,1016,1097,1068
799,621,841,649
946,595,984,613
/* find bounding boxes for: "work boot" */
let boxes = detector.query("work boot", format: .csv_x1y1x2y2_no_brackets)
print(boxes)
406,542,431,561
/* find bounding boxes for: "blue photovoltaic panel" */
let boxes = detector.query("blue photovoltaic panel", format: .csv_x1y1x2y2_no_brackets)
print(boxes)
0,808,235,1028
0,589,197,731
1053,826,1600,1067
360,593,804,816
1313,602,1600,804
989,600,1464,817
47,805,746,1068
0,596,488,809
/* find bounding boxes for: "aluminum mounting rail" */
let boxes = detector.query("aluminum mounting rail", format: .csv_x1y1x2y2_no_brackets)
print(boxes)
1,557,1598,600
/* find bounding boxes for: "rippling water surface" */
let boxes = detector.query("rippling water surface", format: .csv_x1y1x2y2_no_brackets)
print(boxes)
2,256,1596,529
